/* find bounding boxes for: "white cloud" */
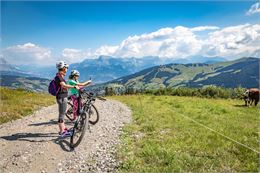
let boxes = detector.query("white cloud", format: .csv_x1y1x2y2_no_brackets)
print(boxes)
61,48,94,63
90,24,260,60
94,45,119,57
93,26,206,58
246,1,260,15
190,26,219,32
3,24,260,66
3,43,53,65
202,24,260,59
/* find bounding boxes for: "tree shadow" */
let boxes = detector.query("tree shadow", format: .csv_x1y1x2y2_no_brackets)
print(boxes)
1,132,74,152
28,119,57,126
2,118,76,152
29,119,74,126
0,132,57,142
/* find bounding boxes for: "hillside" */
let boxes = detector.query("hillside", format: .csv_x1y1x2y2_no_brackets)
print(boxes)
102,57,259,90
69,56,173,83
0,75,50,92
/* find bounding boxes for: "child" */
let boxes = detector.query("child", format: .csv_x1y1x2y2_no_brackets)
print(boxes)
68,70,92,120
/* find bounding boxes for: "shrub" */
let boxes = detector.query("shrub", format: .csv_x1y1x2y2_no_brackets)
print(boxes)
104,84,247,100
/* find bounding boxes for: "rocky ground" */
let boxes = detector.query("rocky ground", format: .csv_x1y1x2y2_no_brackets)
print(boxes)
0,99,132,173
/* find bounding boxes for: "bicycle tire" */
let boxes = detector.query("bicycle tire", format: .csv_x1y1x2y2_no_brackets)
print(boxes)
70,112,89,148
65,101,74,121
89,104,99,125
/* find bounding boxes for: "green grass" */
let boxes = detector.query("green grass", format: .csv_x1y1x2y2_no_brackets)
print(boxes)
110,95,259,172
0,87,55,124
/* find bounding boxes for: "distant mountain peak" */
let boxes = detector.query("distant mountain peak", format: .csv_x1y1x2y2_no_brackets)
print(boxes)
0,57,31,76
98,55,114,60
0,57,8,65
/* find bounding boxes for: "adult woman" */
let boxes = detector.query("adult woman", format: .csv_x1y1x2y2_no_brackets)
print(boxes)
55,61,80,137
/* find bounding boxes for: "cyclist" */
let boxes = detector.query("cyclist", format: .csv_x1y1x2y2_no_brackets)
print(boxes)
55,61,80,138
68,70,92,120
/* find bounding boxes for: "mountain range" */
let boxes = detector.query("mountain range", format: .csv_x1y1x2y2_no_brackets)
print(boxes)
0,58,33,77
0,56,259,92
92,57,259,92
0,75,50,92
0,56,227,83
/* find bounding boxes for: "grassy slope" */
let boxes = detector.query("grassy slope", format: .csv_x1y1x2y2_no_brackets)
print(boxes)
0,75,50,92
0,87,55,124
109,58,259,89
111,95,259,172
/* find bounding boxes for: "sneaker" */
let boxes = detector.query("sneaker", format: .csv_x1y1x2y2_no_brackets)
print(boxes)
62,127,73,133
59,130,72,138
66,127,74,132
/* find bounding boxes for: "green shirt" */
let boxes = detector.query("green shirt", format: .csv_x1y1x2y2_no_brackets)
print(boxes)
68,80,79,96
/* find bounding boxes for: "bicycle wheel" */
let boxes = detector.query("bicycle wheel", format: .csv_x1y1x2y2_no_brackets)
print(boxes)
88,104,99,125
70,112,89,148
66,101,74,121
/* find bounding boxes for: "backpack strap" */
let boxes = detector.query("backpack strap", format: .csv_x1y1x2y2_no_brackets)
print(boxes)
56,73,65,81
55,73,67,95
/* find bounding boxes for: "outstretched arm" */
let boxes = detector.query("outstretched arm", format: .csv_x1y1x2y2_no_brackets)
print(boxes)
60,81,80,89
77,80,92,87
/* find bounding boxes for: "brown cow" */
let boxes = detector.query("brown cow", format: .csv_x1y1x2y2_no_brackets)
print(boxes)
244,88,260,106
243,90,251,106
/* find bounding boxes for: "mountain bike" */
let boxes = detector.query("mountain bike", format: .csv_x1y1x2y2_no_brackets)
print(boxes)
66,93,100,125
70,90,106,148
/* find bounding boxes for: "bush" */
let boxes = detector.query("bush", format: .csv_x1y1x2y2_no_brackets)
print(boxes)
199,86,231,99
232,87,246,99
104,84,247,99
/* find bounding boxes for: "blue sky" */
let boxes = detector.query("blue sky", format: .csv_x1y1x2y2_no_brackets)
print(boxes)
1,1,260,65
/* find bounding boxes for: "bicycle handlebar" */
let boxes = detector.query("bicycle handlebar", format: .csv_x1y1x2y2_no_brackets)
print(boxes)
79,89,106,101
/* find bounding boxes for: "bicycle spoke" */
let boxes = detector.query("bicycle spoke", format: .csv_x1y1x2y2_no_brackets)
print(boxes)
70,112,89,148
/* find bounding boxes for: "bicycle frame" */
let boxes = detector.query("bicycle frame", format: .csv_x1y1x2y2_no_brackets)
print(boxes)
76,90,95,116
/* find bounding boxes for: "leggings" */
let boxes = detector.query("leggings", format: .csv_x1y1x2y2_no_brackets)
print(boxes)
71,95,83,117
56,97,67,123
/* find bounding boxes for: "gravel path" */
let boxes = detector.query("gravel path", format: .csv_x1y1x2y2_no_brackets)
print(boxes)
0,99,132,173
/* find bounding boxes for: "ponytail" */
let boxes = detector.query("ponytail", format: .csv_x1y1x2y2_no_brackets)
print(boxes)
69,74,73,80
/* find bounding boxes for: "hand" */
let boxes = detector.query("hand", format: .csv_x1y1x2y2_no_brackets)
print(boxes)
88,80,92,84
75,85,80,90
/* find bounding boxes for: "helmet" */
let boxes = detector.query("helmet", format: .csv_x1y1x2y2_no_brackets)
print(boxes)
71,70,80,76
56,61,69,70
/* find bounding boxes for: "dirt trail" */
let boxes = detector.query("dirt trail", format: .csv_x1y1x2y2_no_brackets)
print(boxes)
0,99,132,173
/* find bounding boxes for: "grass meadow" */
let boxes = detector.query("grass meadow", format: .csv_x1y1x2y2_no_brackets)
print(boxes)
0,87,259,172
111,95,259,172
0,87,55,124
